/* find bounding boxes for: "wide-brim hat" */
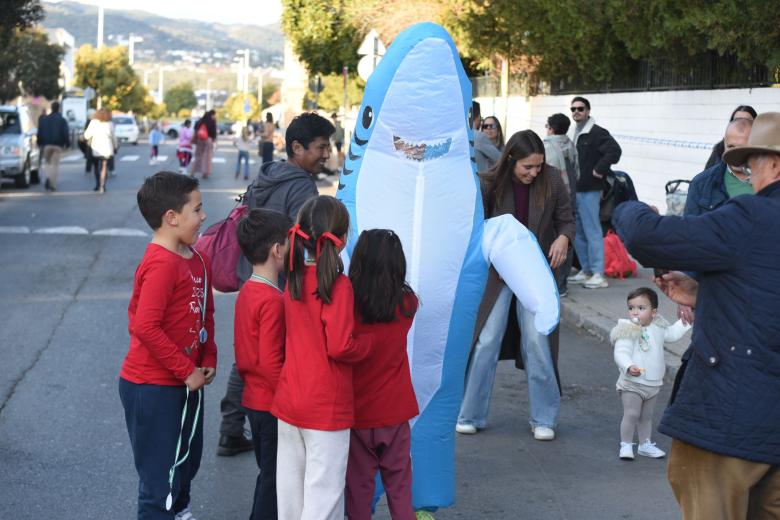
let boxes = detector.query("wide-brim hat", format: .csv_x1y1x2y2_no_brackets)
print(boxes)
722,112,780,166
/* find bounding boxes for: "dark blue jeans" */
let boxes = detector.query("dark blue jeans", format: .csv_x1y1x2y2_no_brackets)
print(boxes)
119,378,204,519
246,410,278,520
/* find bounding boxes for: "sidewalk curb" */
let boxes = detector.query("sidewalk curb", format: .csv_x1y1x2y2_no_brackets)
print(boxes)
561,297,682,383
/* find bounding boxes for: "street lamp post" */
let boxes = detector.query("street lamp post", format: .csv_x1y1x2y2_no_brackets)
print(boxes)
97,3,104,49
206,78,214,111
128,35,144,65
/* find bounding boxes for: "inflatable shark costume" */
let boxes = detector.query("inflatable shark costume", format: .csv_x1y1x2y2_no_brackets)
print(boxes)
336,22,559,509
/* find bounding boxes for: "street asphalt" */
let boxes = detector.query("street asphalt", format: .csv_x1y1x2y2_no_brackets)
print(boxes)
0,141,680,519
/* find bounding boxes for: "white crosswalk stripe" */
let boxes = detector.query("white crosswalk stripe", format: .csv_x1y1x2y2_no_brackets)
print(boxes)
212,157,226,163
61,154,81,162
33,226,89,235
0,226,149,236
120,155,140,161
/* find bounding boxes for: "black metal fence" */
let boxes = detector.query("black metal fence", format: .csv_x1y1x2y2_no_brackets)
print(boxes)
472,54,775,97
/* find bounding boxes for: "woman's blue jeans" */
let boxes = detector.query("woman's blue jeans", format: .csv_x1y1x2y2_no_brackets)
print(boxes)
458,285,560,429
236,150,250,179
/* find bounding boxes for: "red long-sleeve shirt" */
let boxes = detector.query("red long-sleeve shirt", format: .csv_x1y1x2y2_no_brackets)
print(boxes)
120,244,218,385
233,280,285,411
271,267,373,430
352,293,420,429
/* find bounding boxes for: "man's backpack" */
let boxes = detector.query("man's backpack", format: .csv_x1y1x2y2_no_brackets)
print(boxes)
604,230,637,279
194,204,248,292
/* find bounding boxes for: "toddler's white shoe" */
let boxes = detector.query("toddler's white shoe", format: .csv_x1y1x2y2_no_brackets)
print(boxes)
637,439,666,458
455,423,477,435
532,425,555,441
619,442,635,460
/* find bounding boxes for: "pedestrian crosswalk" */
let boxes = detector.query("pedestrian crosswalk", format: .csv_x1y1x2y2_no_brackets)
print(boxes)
58,151,255,165
120,155,139,161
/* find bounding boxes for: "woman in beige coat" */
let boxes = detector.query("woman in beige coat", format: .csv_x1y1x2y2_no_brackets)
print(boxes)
457,130,576,441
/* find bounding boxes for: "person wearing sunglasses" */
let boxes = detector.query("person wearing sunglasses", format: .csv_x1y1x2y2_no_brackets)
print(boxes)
611,112,780,520
471,101,502,173
566,96,622,289
481,116,505,151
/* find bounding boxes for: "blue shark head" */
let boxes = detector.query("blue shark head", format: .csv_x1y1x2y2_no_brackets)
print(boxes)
337,23,475,251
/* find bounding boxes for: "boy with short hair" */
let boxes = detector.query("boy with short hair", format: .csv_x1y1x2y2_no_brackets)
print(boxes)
119,171,217,520
233,208,291,519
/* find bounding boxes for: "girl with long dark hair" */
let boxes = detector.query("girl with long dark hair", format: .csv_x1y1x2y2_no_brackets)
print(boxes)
346,229,418,519
271,195,373,520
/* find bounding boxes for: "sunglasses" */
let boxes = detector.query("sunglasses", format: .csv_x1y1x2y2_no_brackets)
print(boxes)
482,123,496,129
570,106,587,113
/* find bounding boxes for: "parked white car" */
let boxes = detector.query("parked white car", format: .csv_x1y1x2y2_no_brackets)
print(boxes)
0,105,39,188
112,115,139,145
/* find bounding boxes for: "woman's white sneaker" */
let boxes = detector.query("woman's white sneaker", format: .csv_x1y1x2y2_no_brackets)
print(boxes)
619,442,635,460
637,439,666,458
532,426,555,440
584,273,609,289
455,423,477,435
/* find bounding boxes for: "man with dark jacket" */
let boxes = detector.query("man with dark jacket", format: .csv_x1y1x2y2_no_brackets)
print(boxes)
684,118,753,216
37,101,70,191
566,96,621,289
217,112,335,456
613,112,780,520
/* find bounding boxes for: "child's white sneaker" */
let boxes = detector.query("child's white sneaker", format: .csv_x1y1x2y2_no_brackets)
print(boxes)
175,507,197,520
532,425,555,441
619,442,635,460
637,439,666,458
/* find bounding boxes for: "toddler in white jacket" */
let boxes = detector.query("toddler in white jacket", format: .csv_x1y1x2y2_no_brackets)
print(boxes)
610,287,690,461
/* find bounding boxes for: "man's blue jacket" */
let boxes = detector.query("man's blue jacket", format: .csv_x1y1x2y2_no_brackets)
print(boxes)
613,181,780,464
684,161,729,216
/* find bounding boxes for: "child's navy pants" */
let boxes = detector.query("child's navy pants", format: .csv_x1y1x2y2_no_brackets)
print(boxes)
119,378,203,520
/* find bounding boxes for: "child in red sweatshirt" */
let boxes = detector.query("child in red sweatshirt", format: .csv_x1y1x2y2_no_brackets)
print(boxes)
233,209,291,520
271,196,373,520
119,171,217,520
346,229,419,520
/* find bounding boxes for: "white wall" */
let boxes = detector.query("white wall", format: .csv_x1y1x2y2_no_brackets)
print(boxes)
477,87,780,211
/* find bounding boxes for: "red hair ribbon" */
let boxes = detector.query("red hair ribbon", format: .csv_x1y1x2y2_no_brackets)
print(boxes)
288,224,311,271
316,232,344,260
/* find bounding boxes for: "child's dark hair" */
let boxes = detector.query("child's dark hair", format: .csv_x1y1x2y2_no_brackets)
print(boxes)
137,171,199,230
627,287,659,309
287,195,349,303
237,209,291,265
285,112,335,157
348,229,417,324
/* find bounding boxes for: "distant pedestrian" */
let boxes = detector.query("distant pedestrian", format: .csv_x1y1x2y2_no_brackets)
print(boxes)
346,229,418,520
331,112,344,168
259,112,276,165
611,287,689,461
471,101,501,173
704,105,756,170
234,126,254,180
37,101,70,191
119,172,217,519
566,96,622,289
234,209,290,520
481,115,505,151
191,110,217,179
177,119,194,175
82,108,115,193
149,123,163,165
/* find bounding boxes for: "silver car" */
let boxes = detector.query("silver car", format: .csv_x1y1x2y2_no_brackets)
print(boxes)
0,105,39,188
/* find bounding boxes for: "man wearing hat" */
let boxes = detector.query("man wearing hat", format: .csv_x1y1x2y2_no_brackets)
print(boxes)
611,112,780,520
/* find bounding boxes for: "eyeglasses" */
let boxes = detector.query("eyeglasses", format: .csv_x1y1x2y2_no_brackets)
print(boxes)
743,164,753,177
482,124,496,129
570,106,587,113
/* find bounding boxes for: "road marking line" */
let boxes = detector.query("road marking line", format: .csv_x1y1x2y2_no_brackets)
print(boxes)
156,155,169,161
93,228,148,237
212,157,226,163
61,154,81,162
0,226,30,233
120,155,140,161
33,226,89,235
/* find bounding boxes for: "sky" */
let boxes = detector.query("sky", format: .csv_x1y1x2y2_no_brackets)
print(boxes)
49,0,283,26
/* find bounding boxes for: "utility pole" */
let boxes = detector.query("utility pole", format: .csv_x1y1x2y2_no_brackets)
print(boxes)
158,66,164,104
128,35,143,65
257,72,264,110
206,78,214,110
97,3,104,48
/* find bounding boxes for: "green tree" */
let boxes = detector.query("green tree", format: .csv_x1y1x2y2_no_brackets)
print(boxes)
304,73,364,112
74,44,148,113
0,29,64,102
0,0,42,44
164,83,197,115
281,0,363,75
222,92,260,123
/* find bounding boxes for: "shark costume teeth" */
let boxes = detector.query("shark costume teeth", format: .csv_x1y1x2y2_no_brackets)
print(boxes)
337,22,559,510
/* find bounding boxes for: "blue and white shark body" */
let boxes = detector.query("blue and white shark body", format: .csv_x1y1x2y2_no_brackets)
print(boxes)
337,23,559,509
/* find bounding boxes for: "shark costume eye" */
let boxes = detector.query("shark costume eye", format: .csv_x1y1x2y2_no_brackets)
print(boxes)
362,106,374,129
